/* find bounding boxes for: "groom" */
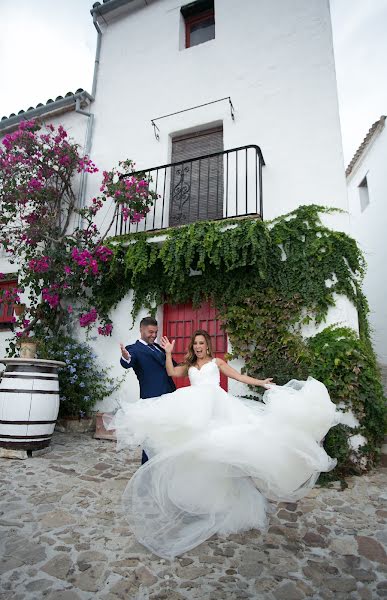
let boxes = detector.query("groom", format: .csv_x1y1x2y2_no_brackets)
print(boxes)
120,316,176,464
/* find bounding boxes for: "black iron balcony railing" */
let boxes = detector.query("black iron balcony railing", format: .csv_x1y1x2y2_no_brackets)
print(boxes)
114,144,265,235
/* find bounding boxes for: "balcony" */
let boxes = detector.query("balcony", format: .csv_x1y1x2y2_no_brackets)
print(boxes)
114,144,265,235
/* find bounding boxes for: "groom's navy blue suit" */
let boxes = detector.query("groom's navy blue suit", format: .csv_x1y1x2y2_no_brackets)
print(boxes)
120,340,176,464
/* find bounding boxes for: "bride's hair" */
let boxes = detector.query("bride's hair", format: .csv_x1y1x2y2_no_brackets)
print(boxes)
184,329,214,366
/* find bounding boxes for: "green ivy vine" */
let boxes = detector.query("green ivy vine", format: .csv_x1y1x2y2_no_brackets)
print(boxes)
95,204,386,479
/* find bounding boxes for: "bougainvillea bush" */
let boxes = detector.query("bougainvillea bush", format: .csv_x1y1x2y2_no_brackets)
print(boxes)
0,119,156,351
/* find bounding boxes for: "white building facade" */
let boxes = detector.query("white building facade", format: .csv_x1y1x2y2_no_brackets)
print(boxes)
346,115,387,386
0,0,358,406
88,0,348,220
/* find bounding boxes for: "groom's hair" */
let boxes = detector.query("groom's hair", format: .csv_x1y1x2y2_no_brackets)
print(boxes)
140,316,158,328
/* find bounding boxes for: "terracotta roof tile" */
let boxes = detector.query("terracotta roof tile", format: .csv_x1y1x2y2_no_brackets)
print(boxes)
1,89,86,122
346,115,386,177
0,90,93,133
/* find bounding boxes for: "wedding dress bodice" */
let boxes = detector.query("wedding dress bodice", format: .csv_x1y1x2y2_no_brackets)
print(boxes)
188,358,220,387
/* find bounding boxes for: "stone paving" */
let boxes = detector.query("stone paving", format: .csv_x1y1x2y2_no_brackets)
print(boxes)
0,432,386,600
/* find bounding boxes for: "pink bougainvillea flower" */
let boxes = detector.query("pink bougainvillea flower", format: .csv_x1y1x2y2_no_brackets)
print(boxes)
95,246,113,262
79,308,98,327
97,323,113,336
28,256,50,273
42,287,60,309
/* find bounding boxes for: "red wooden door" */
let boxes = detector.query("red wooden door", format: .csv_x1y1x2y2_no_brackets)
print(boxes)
163,302,228,390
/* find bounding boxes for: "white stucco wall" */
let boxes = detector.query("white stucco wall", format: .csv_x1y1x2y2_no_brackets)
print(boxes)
89,0,356,410
1,0,358,407
76,0,355,408
89,0,348,232
347,124,387,365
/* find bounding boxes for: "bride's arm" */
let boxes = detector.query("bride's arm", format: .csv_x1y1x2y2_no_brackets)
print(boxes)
216,358,274,388
160,336,187,378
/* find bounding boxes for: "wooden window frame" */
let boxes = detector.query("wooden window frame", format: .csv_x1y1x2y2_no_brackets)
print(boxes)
185,9,215,49
172,125,223,144
0,278,18,326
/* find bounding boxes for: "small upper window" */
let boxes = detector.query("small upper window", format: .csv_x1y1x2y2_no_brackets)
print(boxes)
181,0,215,49
358,175,370,212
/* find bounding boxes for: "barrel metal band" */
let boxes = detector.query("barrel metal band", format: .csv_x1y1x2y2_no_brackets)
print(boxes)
0,433,52,439
2,374,58,380
0,389,59,395
0,419,57,425
5,365,60,374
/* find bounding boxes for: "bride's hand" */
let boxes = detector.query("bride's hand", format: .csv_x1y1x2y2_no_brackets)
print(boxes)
262,378,275,389
160,336,175,354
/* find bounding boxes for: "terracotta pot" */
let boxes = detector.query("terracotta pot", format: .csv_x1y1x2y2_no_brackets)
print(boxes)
13,304,26,317
18,339,37,359
94,412,116,441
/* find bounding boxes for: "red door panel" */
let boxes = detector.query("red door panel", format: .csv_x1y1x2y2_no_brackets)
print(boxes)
163,302,228,391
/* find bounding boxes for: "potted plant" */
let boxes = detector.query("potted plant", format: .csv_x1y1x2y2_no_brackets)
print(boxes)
16,334,38,359
38,336,124,433
13,303,25,317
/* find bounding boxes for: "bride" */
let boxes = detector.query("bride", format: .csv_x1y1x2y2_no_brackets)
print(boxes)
111,329,339,559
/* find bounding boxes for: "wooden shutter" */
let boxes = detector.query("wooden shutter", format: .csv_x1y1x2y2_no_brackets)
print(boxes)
169,127,223,226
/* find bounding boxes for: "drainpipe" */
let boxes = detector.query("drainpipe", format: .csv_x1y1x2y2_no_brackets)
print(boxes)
75,98,94,223
91,13,102,99
75,13,102,224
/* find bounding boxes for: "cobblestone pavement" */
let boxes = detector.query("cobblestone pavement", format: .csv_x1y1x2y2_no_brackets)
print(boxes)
1,432,386,600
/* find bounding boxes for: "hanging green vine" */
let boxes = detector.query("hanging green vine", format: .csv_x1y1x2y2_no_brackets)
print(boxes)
95,204,386,479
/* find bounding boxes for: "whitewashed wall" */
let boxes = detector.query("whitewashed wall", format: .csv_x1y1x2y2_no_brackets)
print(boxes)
85,0,353,409
347,124,387,367
1,0,359,406
87,0,354,406
89,0,348,231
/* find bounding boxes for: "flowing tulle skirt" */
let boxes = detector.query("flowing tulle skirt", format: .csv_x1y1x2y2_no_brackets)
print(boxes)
108,377,339,559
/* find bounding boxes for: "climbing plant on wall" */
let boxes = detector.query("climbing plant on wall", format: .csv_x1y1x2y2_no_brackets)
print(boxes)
93,204,386,480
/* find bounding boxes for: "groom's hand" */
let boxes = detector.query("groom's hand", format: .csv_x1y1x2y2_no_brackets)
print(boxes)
120,342,131,361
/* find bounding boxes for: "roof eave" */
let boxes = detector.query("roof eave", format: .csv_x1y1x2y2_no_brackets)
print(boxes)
0,91,94,135
90,0,139,19
346,115,386,179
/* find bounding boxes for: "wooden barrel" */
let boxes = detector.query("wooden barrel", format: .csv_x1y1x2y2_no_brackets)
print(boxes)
0,358,66,451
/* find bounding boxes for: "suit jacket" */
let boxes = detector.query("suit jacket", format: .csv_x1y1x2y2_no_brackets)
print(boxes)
120,340,176,399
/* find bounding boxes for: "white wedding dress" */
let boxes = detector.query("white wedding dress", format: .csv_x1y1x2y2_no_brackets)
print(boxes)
110,359,339,559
